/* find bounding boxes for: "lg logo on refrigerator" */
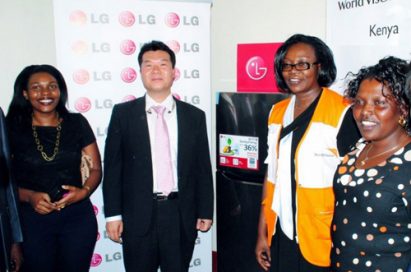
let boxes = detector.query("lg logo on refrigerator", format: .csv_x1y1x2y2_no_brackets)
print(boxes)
246,56,268,80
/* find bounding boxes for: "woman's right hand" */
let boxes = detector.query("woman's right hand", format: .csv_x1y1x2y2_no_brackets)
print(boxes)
255,233,271,271
256,174,272,271
27,191,56,215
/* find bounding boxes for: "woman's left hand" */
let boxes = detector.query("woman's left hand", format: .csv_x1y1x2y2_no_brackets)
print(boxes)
54,185,89,210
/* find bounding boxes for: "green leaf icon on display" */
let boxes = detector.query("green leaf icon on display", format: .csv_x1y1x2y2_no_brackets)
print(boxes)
227,138,232,145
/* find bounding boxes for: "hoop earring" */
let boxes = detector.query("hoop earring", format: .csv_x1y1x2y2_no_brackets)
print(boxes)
398,116,407,127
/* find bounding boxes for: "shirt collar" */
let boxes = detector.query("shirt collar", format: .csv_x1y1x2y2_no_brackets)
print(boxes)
145,93,175,113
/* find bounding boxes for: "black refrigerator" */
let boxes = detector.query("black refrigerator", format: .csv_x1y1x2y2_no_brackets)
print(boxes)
216,92,287,272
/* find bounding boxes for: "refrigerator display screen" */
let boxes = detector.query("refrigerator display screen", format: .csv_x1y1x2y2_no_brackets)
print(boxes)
219,133,259,170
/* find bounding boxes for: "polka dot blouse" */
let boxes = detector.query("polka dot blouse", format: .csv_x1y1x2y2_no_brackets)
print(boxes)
331,140,411,272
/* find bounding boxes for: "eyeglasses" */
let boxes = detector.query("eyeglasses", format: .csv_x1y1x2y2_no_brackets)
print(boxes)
281,62,319,72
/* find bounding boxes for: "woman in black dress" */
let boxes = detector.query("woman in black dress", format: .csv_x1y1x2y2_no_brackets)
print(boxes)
332,57,411,271
6,65,101,272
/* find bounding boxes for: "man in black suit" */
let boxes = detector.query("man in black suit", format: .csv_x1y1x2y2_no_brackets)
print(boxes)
103,41,213,272
0,107,23,271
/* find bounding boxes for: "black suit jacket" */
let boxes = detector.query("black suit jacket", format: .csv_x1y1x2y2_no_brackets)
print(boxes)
103,96,213,241
0,108,23,270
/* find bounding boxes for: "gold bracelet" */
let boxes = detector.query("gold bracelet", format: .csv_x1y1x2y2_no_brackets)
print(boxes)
83,185,91,195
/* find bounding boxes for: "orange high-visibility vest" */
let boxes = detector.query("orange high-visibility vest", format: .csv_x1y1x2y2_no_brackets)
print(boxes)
262,88,349,267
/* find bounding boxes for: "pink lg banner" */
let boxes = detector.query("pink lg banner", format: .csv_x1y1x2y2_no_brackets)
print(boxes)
53,1,212,271
237,43,282,93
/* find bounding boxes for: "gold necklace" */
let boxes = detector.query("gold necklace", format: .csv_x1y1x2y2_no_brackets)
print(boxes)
360,143,401,166
32,121,62,162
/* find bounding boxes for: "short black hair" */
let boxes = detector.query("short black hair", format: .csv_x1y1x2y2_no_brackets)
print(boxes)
274,34,337,93
137,40,176,68
345,56,411,133
7,64,69,125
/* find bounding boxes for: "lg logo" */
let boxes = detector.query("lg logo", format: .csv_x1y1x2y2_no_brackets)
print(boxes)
71,41,88,55
105,252,122,262
120,40,137,55
95,127,108,137
189,258,201,267
90,13,109,24
69,10,87,26
71,41,111,54
173,93,200,105
164,13,200,27
72,70,90,85
95,99,113,110
183,16,199,26
74,97,92,113
165,41,200,53
119,10,155,25
138,14,156,25
184,69,200,79
166,40,181,54
118,11,135,27
90,253,102,267
75,98,116,113
73,70,112,84
165,12,180,28
70,10,110,25
92,42,111,53
173,68,200,80
121,67,137,83
246,56,268,80
183,43,199,53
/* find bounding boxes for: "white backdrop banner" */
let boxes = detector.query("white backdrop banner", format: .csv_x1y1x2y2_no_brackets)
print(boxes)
327,0,411,93
53,1,212,271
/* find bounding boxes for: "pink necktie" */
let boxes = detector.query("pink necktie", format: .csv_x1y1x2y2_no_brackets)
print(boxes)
152,105,174,195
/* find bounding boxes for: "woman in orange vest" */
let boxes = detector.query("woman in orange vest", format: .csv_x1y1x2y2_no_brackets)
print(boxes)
255,34,360,272
331,57,411,271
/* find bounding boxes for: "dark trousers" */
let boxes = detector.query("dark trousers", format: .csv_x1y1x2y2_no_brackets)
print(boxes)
270,223,330,272
20,199,97,272
122,198,195,272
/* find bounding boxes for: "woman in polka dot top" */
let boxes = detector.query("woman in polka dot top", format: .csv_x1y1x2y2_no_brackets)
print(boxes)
331,56,411,272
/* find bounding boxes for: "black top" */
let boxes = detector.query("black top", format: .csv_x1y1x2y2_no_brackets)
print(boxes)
8,113,95,195
332,141,411,271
